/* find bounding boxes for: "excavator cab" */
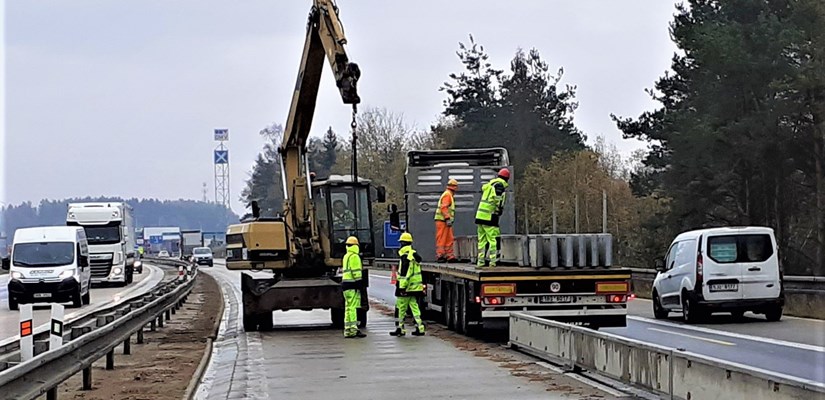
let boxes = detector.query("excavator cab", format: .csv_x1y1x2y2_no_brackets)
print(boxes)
312,175,384,261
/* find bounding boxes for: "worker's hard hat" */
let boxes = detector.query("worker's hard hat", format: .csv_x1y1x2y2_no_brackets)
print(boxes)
497,168,511,180
447,179,459,188
399,232,413,243
346,236,359,245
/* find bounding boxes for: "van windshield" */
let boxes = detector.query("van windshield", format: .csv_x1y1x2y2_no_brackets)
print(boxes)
13,242,75,267
193,248,211,255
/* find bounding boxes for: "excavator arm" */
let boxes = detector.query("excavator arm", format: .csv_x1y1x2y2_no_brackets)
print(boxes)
280,0,360,259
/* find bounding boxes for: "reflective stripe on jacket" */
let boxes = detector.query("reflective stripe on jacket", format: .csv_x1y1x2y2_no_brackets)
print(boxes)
434,189,456,221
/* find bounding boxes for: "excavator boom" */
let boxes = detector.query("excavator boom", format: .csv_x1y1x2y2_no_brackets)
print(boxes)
281,0,361,258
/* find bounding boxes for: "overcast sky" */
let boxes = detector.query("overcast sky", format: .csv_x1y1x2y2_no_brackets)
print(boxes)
2,1,679,215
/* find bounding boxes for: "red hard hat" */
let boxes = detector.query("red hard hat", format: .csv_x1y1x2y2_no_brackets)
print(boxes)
497,168,511,179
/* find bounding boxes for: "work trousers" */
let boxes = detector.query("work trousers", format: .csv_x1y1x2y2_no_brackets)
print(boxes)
476,224,501,267
343,289,361,337
435,220,456,260
396,295,424,333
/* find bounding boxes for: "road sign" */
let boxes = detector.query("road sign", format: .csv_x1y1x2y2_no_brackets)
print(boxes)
149,235,163,245
214,128,229,141
214,150,229,164
383,220,407,249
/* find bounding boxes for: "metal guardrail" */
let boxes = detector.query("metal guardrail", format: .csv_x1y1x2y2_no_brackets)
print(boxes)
627,267,825,294
509,312,825,400
0,258,196,400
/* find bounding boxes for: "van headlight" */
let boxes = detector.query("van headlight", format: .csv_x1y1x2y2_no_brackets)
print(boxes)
11,271,23,280
59,270,75,279
112,267,123,275
134,261,142,268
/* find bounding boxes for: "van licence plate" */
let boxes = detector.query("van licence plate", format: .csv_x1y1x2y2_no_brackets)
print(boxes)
709,283,738,292
34,293,52,298
539,295,574,304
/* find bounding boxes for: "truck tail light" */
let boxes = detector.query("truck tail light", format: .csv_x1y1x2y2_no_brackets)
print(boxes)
481,283,516,296
482,296,504,305
606,295,626,303
474,296,481,304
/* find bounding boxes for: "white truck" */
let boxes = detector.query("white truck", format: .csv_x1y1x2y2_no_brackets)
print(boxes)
66,202,137,286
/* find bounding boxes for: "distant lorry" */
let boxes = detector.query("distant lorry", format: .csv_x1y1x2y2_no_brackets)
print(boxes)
181,229,203,258
388,148,631,333
66,202,137,286
3,226,92,309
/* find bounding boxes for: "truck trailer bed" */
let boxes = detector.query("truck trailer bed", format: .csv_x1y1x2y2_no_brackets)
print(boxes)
420,262,632,282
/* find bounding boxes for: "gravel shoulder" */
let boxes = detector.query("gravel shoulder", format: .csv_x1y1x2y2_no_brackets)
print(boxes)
56,273,222,400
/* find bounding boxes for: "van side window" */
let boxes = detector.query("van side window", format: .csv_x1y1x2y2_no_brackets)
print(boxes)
665,243,679,270
674,239,695,267
707,234,773,263
77,244,88,267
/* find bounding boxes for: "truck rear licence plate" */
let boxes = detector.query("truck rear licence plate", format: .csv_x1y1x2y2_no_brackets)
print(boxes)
539,295,574,304
34,293,52,298
709,283,738,292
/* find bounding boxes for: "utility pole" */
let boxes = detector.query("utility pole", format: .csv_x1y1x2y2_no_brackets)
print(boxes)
202,182,209,203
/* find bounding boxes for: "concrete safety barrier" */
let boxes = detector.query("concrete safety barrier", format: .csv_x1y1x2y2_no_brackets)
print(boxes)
509,312,825,400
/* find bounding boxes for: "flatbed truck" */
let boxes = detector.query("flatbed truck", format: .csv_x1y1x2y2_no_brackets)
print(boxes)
386,148,630,333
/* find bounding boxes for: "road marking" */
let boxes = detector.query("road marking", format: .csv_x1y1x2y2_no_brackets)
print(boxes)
630,316,825,352
647,327,735,346
371,274,391,280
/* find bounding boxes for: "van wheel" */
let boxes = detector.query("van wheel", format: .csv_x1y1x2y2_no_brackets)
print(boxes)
652,290,668,319
82,290,91,305
258,312,274,331
243,313,258,332
682,291,704,324
764,306,783,322
730,310,745,320
8,297,18,311
72,289,83,308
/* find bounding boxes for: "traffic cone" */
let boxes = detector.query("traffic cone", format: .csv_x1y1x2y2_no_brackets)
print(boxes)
390,265,397,285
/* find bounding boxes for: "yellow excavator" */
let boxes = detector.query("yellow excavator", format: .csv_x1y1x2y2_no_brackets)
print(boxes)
224,0,385,331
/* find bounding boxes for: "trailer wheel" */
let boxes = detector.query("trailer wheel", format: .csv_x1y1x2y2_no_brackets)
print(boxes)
258,312,274,331
445,284,455,330
456,285,466,335
243,312,259,332
331,308,344,328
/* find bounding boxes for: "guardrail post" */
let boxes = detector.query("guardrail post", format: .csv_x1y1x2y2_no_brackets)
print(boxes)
50,303,65,350
158,313,165,328
123,335,131,355
20,304,34,362
106,349,115,370
137,328,144,344
166,308,172,320
46,386,58,400
82,367,93,390
150,319,156,331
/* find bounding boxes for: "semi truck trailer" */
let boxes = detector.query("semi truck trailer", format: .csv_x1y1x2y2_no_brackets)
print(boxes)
387,148,630,333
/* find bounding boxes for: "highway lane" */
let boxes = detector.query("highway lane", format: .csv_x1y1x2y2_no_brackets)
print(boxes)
368,269,825,383
0,264,165,341
199,262,615,399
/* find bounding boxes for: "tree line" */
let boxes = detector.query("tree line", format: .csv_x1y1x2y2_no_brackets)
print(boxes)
1,197,238,236
240,0,824,275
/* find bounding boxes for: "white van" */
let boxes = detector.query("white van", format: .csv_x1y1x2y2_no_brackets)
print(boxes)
652,226,784,323
2,227,92,310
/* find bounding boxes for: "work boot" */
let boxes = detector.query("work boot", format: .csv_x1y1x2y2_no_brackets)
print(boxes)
354,330,367,338
389,328,405,337
446,257,458,263
411,327,425,336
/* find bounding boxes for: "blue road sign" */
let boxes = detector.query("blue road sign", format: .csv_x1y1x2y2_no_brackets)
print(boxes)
214,150,229,164
383,220,407,249
149,235,163,245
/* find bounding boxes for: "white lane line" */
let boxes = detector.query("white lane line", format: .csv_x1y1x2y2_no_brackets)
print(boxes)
632,297,825,323
371,274,391,280
630,316,825,352
647,327,736,346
